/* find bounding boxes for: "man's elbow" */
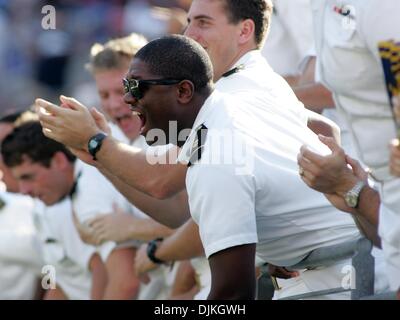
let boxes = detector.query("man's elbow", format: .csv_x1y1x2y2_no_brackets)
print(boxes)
144,178,181,200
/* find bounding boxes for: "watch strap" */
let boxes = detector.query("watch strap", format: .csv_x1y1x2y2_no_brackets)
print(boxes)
345,180,366,208
146,238,165,264
88,133,107,160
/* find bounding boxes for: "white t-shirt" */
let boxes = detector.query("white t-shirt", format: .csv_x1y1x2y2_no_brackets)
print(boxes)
72,160,131,261
0,192,43,299
311,0,400,290
178,90,360,266
34,198,96,300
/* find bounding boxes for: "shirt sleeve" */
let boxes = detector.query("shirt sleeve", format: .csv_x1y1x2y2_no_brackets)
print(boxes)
187,163,258,258
280,0,316,66
73,164,127,224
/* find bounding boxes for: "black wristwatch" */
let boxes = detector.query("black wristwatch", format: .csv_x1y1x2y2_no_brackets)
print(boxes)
147,238,165,264
88,133,107,160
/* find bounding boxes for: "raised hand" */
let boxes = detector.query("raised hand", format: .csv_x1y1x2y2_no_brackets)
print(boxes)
36,95,104,150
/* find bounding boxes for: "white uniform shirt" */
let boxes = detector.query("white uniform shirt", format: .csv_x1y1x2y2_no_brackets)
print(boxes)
216,50,308,125
34,198,96,300
262,0,314,77
312,0,400,181
72,160,131,261
0,192,43,299
178,89,360,266
311,0,400,289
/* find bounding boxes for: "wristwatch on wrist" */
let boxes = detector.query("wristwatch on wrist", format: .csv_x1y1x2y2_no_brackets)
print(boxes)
88,133,107,160
344,180,366,208
147,238,165,264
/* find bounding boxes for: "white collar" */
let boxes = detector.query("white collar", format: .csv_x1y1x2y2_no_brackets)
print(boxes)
177,91,222,165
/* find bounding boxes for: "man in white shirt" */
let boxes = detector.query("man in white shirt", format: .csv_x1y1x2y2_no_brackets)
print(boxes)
34,198,106,300
261,0,314,85
36,0,362,299
0,191,43,299
37,35,363,299
81,34,183,300
309,0,400,292
0,111,44,300
1,121,139,299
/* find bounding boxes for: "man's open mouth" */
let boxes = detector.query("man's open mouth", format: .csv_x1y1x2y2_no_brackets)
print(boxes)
131,110,147,133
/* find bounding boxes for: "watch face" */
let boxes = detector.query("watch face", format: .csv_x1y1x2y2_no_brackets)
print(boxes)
345,193,358,208
89,140,98,149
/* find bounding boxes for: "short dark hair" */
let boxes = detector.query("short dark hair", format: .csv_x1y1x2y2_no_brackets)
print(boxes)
221,0,273,47
134,35,213,92
0,111,22,124
2,121,76,168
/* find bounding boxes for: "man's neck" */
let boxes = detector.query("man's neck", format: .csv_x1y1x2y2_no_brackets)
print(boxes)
214,45,258,81
176,87,214,148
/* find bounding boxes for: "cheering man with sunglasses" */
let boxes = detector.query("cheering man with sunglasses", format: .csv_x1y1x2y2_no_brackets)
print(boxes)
37,32,364,299
36,0,363,300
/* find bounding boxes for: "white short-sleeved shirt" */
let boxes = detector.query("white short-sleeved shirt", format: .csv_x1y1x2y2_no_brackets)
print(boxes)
261,0,314,77
311,0,400,289
72,160,131,261
312,0,400,181
34,198,96,300
216,50,309,125
178,90,360,266
0,192,43,299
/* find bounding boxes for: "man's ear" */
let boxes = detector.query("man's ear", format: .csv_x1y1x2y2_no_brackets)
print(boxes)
177,80,195,104
238,19,256,45
51,151,70,171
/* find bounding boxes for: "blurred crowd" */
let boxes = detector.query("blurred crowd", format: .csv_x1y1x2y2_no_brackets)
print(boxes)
0,0,190,116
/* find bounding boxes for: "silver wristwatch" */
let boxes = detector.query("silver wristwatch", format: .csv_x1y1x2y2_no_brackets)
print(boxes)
344,181,366,208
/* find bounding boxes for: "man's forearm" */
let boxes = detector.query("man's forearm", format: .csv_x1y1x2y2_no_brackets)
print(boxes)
95,137,187,198
352,186,381,247
89,253,107,300
356,186,380,228
99,166,190,228
128,218,174,242
294,83,335,113
155,219,205,262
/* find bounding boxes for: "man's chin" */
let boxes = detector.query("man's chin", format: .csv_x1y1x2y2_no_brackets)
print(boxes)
124,130,140,142
40,197,53,206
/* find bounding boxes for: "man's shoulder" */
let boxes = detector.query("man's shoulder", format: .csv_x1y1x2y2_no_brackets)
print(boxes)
75,160,109,186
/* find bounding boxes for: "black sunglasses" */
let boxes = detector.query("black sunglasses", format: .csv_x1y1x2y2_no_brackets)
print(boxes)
122,78,182,100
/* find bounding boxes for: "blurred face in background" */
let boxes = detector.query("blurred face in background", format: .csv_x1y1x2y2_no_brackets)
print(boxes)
11,153,73,205
93,66,142,141
0,122,19,192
